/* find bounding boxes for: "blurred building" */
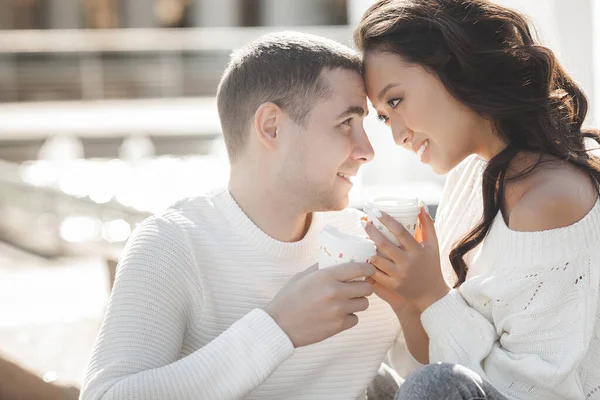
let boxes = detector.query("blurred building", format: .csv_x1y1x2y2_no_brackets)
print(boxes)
0,0,347,105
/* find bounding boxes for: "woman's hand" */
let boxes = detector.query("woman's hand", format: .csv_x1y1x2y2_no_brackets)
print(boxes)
363,206,451,312
366,273,413,314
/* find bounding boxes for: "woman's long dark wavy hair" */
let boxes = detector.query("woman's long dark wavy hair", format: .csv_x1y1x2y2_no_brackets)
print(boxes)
354,0,600,286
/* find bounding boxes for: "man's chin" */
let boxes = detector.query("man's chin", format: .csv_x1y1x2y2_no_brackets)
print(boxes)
311,194,349,212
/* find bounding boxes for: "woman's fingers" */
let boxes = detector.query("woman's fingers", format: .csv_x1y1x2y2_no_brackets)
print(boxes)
370,253,398,277
363,221,408,263
366,276,412,313
376,212,421,252
419,206,439,250
369,262,399,291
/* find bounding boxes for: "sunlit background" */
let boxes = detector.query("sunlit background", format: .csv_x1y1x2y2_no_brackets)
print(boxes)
0,0,598,397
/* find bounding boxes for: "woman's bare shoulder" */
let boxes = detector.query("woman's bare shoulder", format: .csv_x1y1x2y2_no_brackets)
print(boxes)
507,162,598,232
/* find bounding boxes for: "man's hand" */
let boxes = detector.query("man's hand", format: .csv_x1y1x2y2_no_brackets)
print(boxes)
264,263,375,348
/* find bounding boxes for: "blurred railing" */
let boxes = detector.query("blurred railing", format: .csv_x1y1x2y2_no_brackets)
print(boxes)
0,27,352,102
0,27,353,53
0,97,222,140
0,159,149,258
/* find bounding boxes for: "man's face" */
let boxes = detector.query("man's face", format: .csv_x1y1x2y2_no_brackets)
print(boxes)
277,68,374,212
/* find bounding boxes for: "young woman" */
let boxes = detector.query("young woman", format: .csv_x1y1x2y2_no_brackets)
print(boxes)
354,1,600,399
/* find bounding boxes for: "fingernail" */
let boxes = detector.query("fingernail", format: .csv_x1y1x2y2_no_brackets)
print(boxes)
373,209,382,218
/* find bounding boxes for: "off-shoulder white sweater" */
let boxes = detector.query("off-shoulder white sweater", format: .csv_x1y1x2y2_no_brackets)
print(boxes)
427,155,600,400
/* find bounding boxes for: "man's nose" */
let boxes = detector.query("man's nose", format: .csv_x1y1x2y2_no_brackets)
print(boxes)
352,126,375,164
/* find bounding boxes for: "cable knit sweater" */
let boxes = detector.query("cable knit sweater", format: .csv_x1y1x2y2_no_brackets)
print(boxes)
80,187,404,400
427,155,600,400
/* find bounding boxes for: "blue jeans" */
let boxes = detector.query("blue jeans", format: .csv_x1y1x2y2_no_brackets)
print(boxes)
395,363,507,400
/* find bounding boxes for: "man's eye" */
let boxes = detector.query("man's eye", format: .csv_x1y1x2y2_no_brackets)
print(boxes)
388,98,402,108
341,118,353,126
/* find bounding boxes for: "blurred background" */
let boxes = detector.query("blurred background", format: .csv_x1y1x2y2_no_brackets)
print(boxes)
0,0,598,398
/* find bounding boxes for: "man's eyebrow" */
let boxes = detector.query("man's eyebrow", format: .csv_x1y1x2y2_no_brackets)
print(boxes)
336,106,368,120
378,83,400,102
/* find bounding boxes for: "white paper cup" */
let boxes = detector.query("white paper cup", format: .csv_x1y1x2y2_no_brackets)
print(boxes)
319,225,376,270
364,197,421,246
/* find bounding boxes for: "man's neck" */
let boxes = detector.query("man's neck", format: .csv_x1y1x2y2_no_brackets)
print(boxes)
228,172,312,243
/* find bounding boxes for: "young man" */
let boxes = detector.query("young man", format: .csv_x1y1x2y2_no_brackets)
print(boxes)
81,32,408,400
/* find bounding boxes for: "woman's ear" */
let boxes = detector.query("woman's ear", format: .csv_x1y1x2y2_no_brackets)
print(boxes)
254,102,281,151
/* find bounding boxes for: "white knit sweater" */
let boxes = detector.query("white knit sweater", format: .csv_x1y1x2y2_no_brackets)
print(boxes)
427,155,600,400
80,188,407,400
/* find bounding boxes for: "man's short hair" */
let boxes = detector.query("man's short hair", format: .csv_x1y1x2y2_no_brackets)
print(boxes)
216,32,362,162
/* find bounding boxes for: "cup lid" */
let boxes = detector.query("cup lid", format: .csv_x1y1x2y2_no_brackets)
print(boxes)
320,225,376,255
365,196,421,214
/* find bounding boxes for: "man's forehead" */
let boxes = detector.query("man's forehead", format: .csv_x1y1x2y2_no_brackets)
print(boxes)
313,68,368,115
320,67,365,89
330,97,367,118
326,76,367,100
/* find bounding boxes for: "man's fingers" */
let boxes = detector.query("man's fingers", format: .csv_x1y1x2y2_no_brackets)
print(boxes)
339,280,375,298
343,297,370,314
324,262,375,282
342,314,359,330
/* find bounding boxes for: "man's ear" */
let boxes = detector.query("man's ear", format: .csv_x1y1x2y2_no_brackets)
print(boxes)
254,102,281,151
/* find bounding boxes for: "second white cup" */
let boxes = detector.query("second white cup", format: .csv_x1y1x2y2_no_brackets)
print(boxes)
319,225,377,270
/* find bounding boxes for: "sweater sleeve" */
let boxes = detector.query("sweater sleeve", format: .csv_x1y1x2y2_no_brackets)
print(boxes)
80,216,294,400
421,252,599,399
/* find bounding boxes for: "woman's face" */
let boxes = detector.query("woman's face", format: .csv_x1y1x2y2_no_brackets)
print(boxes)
364,50,493,174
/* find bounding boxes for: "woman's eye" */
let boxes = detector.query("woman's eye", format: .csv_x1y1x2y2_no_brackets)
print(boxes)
377,114,389,123
388,98,402,108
